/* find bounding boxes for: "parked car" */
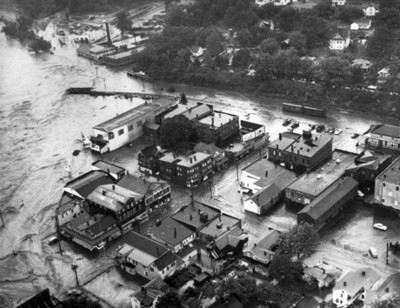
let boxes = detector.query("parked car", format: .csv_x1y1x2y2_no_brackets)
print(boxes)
282,118,291,126
351,133,360,139
47,236,59,245
291,121,300,129
334,129,342,135
369,247,378,258
316,125,325,132
373,223,387,231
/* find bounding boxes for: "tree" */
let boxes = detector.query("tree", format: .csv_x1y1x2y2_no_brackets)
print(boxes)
29,37,52,52
278,223,319,259
115,11,132,36
278,7,301,32
375,8,400,29
300,13,329,49
351,65,364,86
260,37,280,55
63,296,102,308
273,48,300,78
206,32,224,57
366,26,394,59
159,115,194,153
255,53,276,81
371,295,400,308
318,57,352,87
232,49,252,68
236,28,255,47
268,254,303,283
216,275,257,305
288,31,307,55
313,1,335,19
155,292,184,308
337,7,364,23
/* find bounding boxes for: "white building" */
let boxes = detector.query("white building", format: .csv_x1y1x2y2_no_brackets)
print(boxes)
350,19,372,30
332,0,346,6
329,30,350,51
117,231,179,280
368,124,400,151
332,268,380,308
374,156,400,211
255,0,291,6
363,4,379,17
90,100,175,153
377,67,390,84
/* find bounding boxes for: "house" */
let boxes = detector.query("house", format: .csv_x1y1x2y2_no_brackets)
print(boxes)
285,150,356,206
303,267,335,289
350,19,372,30
243,228,280,266
368,124,400,151
88,44,117,60
158,152,213,187
196,111,240,145
377,67,390,84
102,50,136,67
117,231,179,280
255,0,270,6
130,277,169,308
240,120,266,142
293,295,322,308
329,29,351,51
148,216,196,253
268,132,333,173
188,252,226,275
352,59,373,72
117,173,171,209
362,4,379,17
86,184,146,232
374,156,400,211
90,99,175,153
199,213,241,242
207,225,248,260
332,268,380,308
297,177,358,230
91,160,126,180
193,142,228,171
138,145,166,175
244,183,282,215
255,0,291,6
172,200,220,232
344,151,392,188
190,46,205,62
332,0,346,6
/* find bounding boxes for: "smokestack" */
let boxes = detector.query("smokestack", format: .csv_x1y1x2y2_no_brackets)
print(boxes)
279,133,282,141
105,23,112,47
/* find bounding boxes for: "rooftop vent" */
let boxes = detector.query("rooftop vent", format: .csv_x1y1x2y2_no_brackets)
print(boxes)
217,222,223,229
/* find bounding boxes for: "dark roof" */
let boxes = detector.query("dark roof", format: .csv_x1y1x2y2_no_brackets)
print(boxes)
69,211,92,228
377,272,400,295
298,177,358,220
250,183,281,206
209,296,243,308
92,160,125,176
186,297,202,308
16,289,61,308
86,215,117,235
294,295,320,308
122,231,169,258
117,174,167,196
371,124,400,138
65,170,115,198
148,216,195,246
140,144,162,158
172,201,220,230
214,225,248,251
153,250,178,271
57,193,82,215
376,156,400,184
200,214,240,239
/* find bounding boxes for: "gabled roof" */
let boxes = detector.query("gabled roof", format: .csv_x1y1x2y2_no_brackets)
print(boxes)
153,250,178,270
213,225,248,251
377,272,400,295
65,170,115,198
249,183,281,206
334,268,380,296
139,144,163,158
117,174,167,197
181,104,213,121
92,160,125,176
148,216,195,246
294,295,321,308
57,193,82,215
86,215,117,236
244,229,280,262
371,124,400,138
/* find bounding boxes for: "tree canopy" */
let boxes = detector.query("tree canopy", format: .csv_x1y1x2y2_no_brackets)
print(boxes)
159,115,194,153
371,295,400,308
155,292,183,308
115,11,132,36
63,296,102,308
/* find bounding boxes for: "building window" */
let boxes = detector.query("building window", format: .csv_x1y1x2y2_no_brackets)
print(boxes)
150,267,154,272
109,132,115,139
118,129,124,136
137,120,143,127
383,183,386,187
128,124,133,131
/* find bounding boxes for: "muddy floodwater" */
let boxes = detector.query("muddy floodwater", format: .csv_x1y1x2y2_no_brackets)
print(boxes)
1,15,400,307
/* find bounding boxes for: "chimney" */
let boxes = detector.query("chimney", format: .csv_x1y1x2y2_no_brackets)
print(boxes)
344,281,347,286
362,271,366,276
254,243,257,247
174,228,177,238
291,145,294,152
279,133,282,141
112,185,115,190
190,157,193,164
194,155,197,162
102,190,106,196
298,150,300,154
276,144,278,149
105,23,112,47
264,251,267,256
156,247,160,256
190,214,193,221
219,215,221,222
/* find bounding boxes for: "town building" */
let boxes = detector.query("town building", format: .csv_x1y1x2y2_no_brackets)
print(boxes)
196,111,240,145
101,50,136,67
148,216,196,253
367,124,400,151
255,0,290,6
285,150,356,206
138,145,167,175
117,231,179,280
199,213,241,243
88,44,117,60
240,120,265,142
374,156,400,211
297,177,358,231
142,122,160,139
90,99,175,153
16,289,63,308
362,4,379,17
130,277,169,308
91,160,126,180
332,268,380,308
268,132,333,173
303,267,335,289
172,201,220,232
224,132,269,161
56,193,84,226
351,58,373,72
331,0,346,6
344,151,392,188
158,151,213,187
243,228,280,266
241,157,297,215
350,19,372,30
329,29,351,51
377,67,390,84
86,184,146,233
193,142,228,171
117,173,171,209
207,225,248,260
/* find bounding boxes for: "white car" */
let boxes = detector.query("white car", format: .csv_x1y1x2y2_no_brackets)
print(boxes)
334,129,342,135
373,223,387,231
369,247,378,258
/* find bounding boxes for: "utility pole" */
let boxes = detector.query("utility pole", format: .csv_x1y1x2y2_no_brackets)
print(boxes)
386,242,389,265
71,264,80,286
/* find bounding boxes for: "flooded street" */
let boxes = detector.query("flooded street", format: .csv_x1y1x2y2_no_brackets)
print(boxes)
0,13,400,307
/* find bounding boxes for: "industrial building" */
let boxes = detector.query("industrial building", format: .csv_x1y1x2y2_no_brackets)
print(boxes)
374,156,400,211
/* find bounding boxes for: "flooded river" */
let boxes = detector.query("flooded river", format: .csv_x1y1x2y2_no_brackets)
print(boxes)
0,13,399,307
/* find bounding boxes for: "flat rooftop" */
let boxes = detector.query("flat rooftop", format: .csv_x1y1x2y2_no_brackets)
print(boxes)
376,156,400,184
287,150,357,197
106,50,134,60
148,216,195,246
290,135,332,158
180,104,213,121
159,152,211,168
93,102,162,132
269,135,299,152
200,214,240,239
172,201,220,230
242,157,297,189
163,102,198,119
92,160,125,175
198,111,237,128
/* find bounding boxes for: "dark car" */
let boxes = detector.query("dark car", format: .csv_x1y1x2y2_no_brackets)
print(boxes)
316,125,325,132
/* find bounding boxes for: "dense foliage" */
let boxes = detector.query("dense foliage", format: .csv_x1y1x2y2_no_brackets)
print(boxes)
164,268,195,288
155,292,184,308
371,295,400,308
63,296,102,308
